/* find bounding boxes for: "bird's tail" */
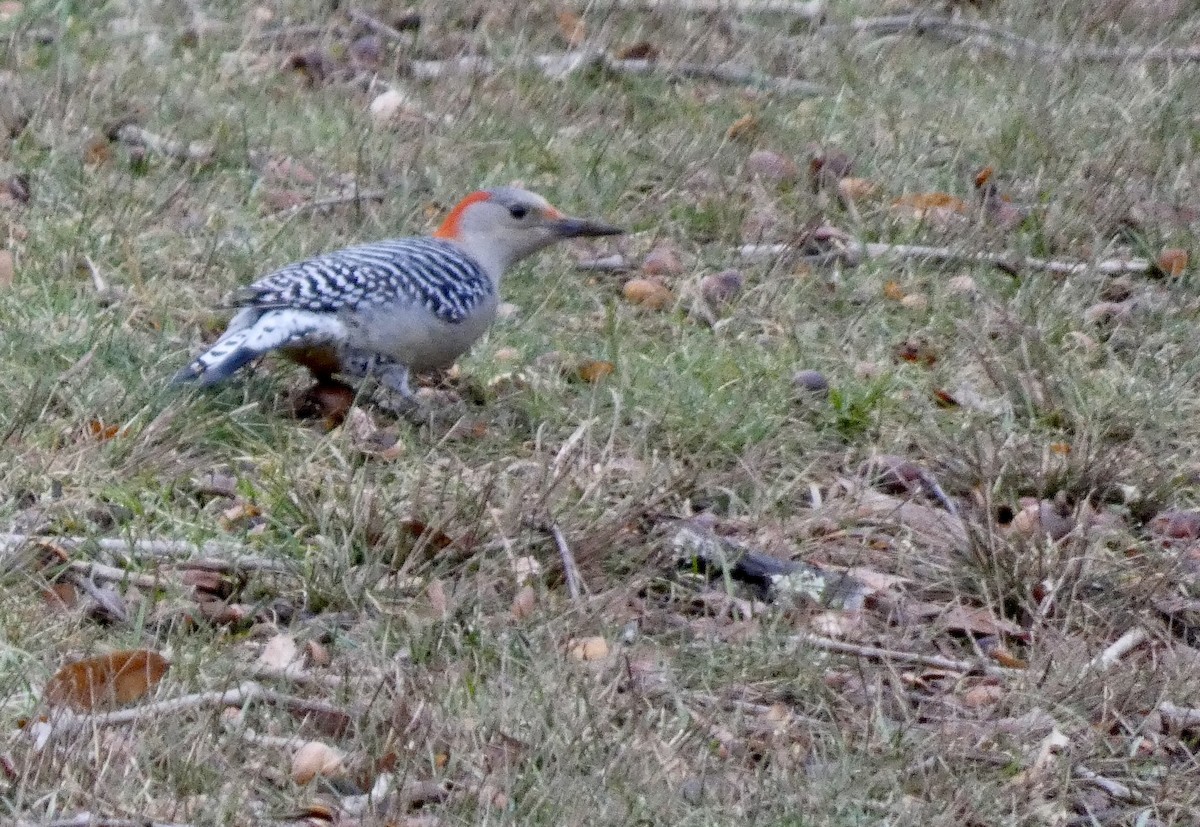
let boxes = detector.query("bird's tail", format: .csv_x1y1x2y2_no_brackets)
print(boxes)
172,309,346,387
172,328,266,386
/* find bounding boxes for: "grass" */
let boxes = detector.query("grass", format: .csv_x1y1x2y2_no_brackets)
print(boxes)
2,0,1200,824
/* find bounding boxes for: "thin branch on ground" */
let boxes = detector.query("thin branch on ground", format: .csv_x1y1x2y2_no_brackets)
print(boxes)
246,23,332,44
411,51,826,95
268,188,390,218
575,254,632,273
825,13,1200,65
346,9,414,44
1087,627,1150,672
1073,765,1143,802
739,239,1153,276
790,632,1016,678
0,533,286,566
65,561,163,590
585,0,826,17
31,816,194,827
548,522,585,601
110,124,215,165
35,682,264,744
1158,701,1200,731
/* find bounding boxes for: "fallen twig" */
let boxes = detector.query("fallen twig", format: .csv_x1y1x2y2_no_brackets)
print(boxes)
1087,627,1150,672
827,13,1200,64
586,0,826,16
790,632,1015,677
34,682,263,745
246,23,331,44
0,533,294,574
548,522,585,602
739,239,1153,277
33,815,194,827
1073,765,1143,802
111,124,214,165
411,51,826,95
269,188,389,218
1158,701,1200,731
346,9,414,44
575,254,632,273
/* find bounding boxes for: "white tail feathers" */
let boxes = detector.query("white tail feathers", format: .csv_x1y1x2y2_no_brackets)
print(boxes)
172,309,347,386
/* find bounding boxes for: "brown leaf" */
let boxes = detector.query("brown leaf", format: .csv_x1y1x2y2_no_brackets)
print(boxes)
891,192,970,223
42,582,78,609
882,280,906,301
555,8,586,47
292,379,355,428
44,650,169,711
807,146,854,191
623,278,673,310
83,137,112,166
615,40,659,60
574,359,615,384
86,419,125,440
285,49,336,85
218,500,262,531
725,113,759,141
642,245,684,276
1157,247,1188,278
399,519,455,552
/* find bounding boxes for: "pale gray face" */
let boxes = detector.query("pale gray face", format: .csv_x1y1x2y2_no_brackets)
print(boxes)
453,187,622,268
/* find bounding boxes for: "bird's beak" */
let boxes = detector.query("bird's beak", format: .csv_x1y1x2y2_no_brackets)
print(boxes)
548,216,624,238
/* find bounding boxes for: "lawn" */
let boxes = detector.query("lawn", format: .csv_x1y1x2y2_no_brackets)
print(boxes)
1,1,1200,824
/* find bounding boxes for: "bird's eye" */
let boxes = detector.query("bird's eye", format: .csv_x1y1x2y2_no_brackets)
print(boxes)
509,205,528,219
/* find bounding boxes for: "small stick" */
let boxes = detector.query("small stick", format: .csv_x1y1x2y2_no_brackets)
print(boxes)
575,254,631,273
346,9,413,44
1158,701,1200,731
790,632,1015,677
739,240,1153,276
549,522,585,602
112,124,214,165
38,682,264,742
1073,765,1142,802
246,23,331,44
66,560,163,590
1087,627,1149,672
0,533,293,573
82,256,107,293
586,0,826,16
269,188,389,218
36,816,195,827
829,13,1200,65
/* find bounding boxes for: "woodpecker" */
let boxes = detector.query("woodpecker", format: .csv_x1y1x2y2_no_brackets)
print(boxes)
173,187,621,400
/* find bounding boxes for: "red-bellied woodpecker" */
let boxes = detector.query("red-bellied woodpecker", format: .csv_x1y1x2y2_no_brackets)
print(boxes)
173,187,621,400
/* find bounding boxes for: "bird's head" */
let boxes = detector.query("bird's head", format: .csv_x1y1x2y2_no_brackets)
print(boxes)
434,186,622,275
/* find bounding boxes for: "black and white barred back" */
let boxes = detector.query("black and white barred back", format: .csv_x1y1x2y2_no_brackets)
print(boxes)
173,237,493,386
233,237,492,323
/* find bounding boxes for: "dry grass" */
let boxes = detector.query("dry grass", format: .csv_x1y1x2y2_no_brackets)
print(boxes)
1,0,1200,824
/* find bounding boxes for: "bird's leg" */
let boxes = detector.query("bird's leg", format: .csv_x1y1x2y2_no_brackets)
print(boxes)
376,362,418,405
